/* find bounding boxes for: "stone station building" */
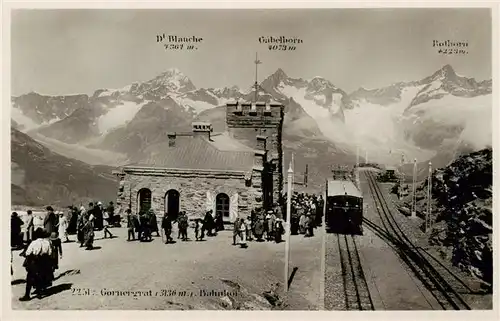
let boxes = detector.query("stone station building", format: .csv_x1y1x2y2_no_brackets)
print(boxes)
113,101,284,223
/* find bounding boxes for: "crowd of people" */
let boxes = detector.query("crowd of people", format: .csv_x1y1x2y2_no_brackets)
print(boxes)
11,202,117,301
11,193,324,301
285,192,324,236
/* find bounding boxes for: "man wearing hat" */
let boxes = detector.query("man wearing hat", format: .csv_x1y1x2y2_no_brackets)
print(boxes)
43,206,58,236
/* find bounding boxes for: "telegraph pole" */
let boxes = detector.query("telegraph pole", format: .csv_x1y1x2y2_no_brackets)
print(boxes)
284,162,293,292
399,153,405,200
304,164,308,187
411,158,417,218
426,161,432,232
356,145,360,167
365,150,368,165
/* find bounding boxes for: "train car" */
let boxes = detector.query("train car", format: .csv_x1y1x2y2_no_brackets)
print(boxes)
325,179,363,235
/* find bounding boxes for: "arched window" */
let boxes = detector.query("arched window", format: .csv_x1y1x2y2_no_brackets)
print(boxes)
165,189,180,221
216,193,230,219
137,188,152,214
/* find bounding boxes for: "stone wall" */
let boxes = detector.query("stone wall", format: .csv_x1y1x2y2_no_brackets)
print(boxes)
226,102,284,213
116,168,260,221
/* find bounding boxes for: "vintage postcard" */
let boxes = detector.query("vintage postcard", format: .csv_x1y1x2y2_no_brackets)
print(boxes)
2,1,498,318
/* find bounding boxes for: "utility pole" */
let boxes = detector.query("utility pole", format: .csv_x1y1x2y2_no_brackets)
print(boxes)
285,162,293,292
411,158,417,218
399,153,405,200
304,164,308,187
356,145,360,168
426,161,432,232
365,150,368,165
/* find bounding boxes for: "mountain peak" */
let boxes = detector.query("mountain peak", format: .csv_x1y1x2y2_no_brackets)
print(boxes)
273,68,288,79
433,64,457,79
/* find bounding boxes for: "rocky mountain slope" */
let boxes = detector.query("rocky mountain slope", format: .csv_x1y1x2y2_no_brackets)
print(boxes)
10,64,492,201
402,148,493,289
11,127,117,206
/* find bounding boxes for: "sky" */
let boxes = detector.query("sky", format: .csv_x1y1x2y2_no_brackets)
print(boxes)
11,8,492,96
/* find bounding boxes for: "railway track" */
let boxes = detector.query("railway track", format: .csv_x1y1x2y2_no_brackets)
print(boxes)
325,232,374,310
364,171,471,310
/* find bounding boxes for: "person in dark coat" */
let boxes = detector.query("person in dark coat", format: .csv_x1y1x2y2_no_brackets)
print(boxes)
254,218,265,242
178,212,189,241
106,201,115,226
215,211,224,232
204,210,215,236
149,209,160,237
49,232,62,271
77,206,86,247
139,212,151,241
161,213,173,243
43,206,58,236
126,209,135,241
93,202,103,230
275,219,285,243
11,212,24,249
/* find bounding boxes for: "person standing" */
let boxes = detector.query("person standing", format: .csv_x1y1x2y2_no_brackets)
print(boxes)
19,228,54,301
161,213,173,243
83,210,95,250
20,210,35,256
232,218,241,245
49,232,63,271
11,212,24,249
245,216,253,241
178,212,189,241
267,211,276,242
94,202,103,231
215,211,224,232
204,210,215,236
275,219,284,243
102,210,114,239
33,213,44,232
254,218,265,242
106,201,115,226
238,218,247,248
149,209,160,237
77,206,86,247
126,209,135,241
57,212,69,242
194,218,204,241
43,206,58,236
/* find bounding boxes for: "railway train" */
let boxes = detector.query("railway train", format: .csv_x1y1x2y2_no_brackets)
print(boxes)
324,178,364,235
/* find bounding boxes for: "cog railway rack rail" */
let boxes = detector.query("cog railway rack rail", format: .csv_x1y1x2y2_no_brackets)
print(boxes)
364,171,472,310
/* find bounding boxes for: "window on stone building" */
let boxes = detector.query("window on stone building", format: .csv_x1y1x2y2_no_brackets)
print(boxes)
216,193,230,219
137,188,152,214
165,189,180,221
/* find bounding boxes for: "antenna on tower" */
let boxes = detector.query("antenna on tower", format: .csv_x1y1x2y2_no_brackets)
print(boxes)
254,52,262,102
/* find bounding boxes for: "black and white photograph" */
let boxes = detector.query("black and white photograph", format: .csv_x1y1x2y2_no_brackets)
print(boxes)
3,3,496,314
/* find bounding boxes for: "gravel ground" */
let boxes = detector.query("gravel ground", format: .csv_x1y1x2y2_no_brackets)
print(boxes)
11,226,323,310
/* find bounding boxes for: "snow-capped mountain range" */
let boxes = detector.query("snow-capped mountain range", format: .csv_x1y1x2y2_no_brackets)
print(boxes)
11,64,492,171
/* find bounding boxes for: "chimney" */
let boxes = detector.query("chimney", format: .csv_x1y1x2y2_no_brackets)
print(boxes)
168,133,176,147
192,122,213,139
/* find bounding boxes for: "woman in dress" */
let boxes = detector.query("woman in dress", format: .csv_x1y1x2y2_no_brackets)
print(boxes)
57,212,69,242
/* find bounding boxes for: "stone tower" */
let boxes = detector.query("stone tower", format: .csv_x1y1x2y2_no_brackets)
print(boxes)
226,101,285,213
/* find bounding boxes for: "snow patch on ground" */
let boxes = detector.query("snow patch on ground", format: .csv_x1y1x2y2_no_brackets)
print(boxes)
97,101,149,134
32,133,129,166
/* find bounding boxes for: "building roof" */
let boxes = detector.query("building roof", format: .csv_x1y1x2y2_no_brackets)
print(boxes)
327,180,363,198
126,133,255,172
